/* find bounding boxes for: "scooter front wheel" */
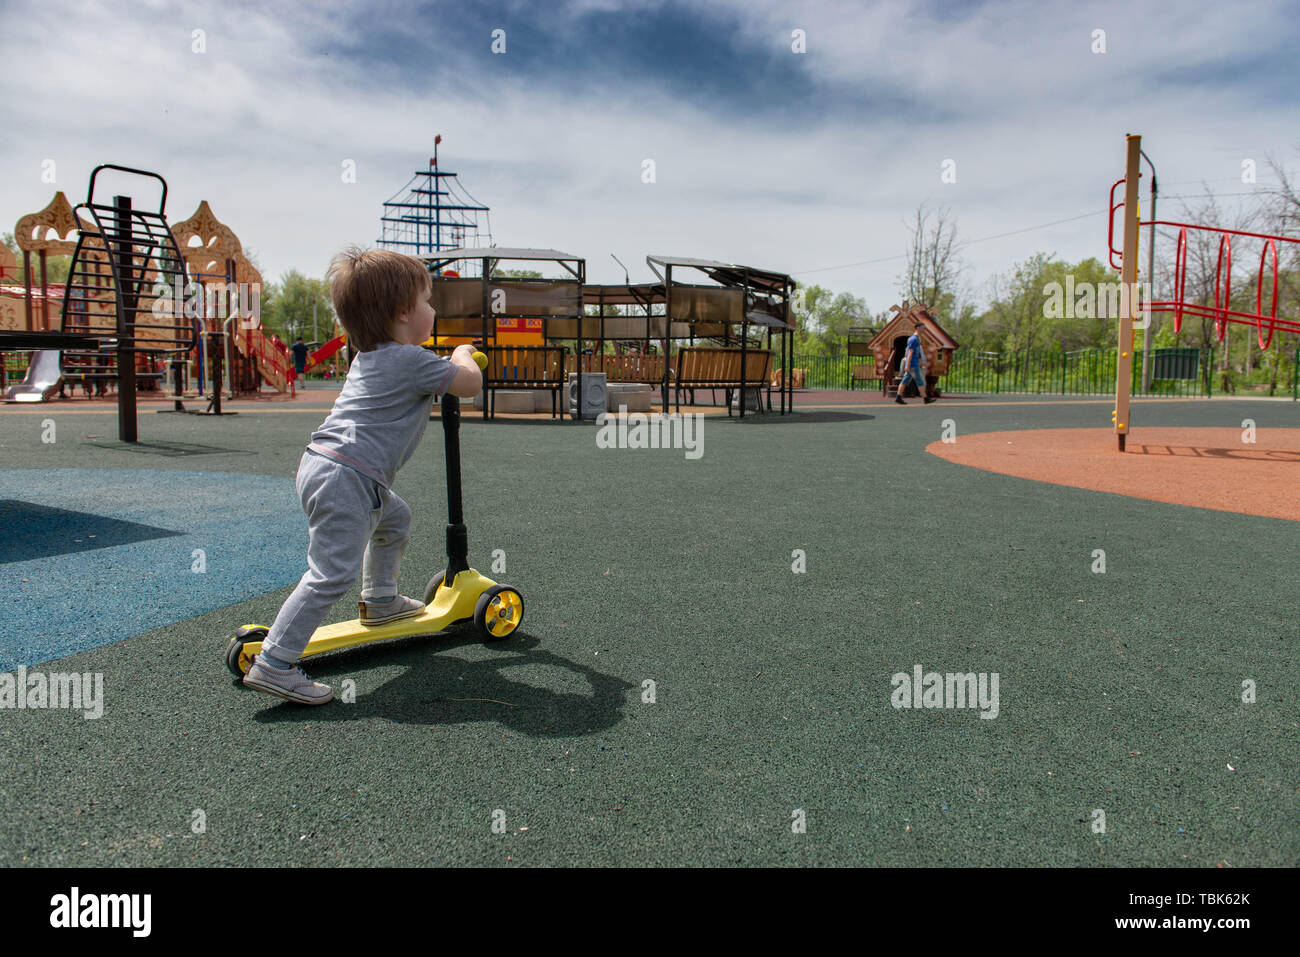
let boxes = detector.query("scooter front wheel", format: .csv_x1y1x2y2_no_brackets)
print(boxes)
474,586,523,641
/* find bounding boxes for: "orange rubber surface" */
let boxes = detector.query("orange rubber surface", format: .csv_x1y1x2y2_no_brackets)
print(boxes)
926,427,1300,522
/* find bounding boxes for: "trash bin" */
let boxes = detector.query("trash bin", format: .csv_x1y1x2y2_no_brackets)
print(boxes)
567,373,607,420
729,386,763,411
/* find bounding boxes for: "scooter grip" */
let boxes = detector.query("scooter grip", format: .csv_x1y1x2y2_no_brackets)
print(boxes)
472,352,488,370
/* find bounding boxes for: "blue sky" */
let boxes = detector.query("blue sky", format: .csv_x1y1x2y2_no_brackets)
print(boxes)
2,0,1296,313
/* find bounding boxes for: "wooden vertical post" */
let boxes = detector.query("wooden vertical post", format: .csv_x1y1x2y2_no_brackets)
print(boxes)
23,251,33,331
39,250,49,331
1115,134,1142,452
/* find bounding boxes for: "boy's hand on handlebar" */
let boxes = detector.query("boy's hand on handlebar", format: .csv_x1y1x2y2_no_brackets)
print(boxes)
446,343,485,398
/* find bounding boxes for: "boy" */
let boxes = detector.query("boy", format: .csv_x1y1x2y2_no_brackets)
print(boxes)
894,321,935,405
243,247,483,705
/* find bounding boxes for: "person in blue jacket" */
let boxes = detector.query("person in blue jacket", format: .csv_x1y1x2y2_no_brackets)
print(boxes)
895,322,935,405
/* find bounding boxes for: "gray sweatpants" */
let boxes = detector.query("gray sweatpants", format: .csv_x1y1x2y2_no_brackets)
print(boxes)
259,450,412,666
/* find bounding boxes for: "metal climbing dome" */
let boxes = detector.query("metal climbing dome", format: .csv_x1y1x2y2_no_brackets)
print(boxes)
377,136,492,274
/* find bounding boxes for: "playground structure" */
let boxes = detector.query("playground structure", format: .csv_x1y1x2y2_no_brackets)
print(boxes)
2,190,183,400
57,165,196,440
575,280,679,408
0,235,66,400
381,143,796,420
0,191,111,397
419,249,795,419
167,200,292,413
3,192,78,342
2,349,63,402
1,173,293,427
1110,133,1300,450
649,255,794,416
422,247,582,418
378,135,492,269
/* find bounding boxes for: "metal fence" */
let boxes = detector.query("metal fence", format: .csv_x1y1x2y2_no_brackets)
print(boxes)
782,347,1233,397
2,351,30,384
4,345,1297,398
941,347,1211,397
781,353,859,390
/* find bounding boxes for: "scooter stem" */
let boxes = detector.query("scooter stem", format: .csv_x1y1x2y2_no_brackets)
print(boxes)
442,390,470,580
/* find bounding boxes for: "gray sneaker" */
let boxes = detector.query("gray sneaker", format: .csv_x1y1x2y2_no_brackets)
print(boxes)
359,594,426,626
243,658,334,705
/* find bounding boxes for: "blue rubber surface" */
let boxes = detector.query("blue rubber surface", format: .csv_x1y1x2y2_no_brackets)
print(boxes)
0,469,305,670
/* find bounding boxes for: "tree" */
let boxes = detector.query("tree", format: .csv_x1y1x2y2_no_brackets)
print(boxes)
981,253,1057,359
1039,256,1124,350
791,283,870,355
260,270,335,344
900,203,963,317
1258,155,1300,395
946,300,988,349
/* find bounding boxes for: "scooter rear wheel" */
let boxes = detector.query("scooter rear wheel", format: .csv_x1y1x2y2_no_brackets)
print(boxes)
423,570,447,605
474,585,524,641
225,626,267,677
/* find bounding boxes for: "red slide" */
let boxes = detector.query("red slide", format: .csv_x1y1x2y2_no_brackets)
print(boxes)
305,335,346,371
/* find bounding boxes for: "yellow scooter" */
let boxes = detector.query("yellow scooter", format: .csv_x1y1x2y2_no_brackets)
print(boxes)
224,352,523,676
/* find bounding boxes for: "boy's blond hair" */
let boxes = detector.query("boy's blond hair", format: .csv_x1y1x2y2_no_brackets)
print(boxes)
326,247,431,352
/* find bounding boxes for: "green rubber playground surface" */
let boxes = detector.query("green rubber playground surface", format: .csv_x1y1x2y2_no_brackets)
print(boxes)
0,394,1296,867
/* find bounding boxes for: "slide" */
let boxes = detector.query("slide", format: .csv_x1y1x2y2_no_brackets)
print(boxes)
4,350,62,403
304,334,346,371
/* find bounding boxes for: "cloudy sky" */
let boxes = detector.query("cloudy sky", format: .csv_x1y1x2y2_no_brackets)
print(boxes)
2,0,1295,311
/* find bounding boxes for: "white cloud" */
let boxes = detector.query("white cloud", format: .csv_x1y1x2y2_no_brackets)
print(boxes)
1,0,1293,316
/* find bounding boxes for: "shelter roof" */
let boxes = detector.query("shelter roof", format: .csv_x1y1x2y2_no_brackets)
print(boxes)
646,255,792,293
422,247,583,263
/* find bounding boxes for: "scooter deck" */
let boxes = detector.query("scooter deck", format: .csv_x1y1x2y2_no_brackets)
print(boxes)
244,569,499,664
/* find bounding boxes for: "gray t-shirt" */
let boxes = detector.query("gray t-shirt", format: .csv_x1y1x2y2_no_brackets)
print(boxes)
307,342,456,489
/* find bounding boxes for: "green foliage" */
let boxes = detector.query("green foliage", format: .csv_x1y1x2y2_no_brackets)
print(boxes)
259,270,335,344
791,283,871,355
971,255,1123,352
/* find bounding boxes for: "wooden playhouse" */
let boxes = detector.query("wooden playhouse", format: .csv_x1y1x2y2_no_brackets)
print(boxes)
867,300,959,398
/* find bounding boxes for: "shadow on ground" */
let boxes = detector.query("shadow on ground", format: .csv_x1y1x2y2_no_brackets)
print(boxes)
1131,444,1300,462
85,441,257,457
0,499,183,563
733,411,877,424
432,415,589,428
241,632,635,736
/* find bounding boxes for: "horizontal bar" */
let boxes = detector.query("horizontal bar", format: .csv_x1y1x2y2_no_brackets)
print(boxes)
1144,219,1300,245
